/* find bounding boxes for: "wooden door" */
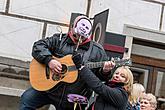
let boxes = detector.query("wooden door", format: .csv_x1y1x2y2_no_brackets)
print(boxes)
131,54,165,109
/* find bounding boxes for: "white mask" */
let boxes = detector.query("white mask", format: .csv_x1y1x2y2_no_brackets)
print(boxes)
74,18,92,38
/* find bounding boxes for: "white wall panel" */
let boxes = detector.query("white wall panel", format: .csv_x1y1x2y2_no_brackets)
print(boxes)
0,0,6,11
10,0,87,23
124,24,165,44
0,15,42,61
132,44,165,60
46,24,68,37
90,0,161,34
162,5,165,32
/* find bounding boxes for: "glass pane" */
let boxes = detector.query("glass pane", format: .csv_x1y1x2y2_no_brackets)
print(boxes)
131,67,149,89
155,71,165,97
156,71,165,110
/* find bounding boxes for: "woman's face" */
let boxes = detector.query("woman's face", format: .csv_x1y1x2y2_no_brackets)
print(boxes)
140,99,152,110
111,68,127,83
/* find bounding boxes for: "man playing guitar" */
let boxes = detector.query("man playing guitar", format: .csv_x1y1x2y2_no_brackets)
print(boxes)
20,15,113,110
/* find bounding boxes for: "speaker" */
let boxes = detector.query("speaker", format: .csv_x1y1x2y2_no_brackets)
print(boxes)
92,9,109,45
103,32,127,58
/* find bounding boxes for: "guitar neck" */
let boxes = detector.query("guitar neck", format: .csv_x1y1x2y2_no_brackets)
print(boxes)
85,61,105,69
84,58,132,69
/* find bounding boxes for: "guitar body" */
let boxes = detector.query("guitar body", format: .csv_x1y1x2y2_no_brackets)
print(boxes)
30,55,78,91
30,54,132,91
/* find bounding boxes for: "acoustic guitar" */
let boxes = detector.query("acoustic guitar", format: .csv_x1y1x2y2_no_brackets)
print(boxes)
30,55,132,91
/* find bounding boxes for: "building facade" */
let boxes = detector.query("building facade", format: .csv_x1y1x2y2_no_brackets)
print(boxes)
0,0,165,109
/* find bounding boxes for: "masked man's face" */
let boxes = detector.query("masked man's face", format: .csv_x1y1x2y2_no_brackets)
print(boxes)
74,18,92,39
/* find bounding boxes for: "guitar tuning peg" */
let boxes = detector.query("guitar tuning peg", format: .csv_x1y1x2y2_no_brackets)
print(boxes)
111,57,114,61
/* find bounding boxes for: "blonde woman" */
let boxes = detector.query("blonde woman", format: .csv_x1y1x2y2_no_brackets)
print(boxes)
140,93,157,110
127,83,145,110
72,56,134,110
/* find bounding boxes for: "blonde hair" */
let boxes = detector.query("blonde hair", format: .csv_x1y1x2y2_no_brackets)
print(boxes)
130,83,145,104
113,66,134,96
142,93,157,109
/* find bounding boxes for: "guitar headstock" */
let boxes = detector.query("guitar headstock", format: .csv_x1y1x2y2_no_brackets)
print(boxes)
111,57,132,67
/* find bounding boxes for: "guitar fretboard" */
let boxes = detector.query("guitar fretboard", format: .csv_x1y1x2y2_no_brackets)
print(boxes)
84,59,132,69
85,62,105,68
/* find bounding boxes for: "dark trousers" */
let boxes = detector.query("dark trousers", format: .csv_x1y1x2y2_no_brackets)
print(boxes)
19,87,87,110
19,87,52,110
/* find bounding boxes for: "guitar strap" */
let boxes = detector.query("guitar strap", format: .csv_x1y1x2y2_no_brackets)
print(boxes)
82,41,93,63
85,91,97,110
82,41,99,110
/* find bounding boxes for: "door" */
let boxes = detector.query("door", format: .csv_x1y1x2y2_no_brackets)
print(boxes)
131,54,165,110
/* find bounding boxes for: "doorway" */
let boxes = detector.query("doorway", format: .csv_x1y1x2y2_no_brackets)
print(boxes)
131,54,165,109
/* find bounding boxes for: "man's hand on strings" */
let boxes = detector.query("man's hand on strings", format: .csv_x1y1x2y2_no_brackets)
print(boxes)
48,59,62,74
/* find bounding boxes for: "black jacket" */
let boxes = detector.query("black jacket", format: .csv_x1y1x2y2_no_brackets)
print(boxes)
79,67,128,110
31,34,109,108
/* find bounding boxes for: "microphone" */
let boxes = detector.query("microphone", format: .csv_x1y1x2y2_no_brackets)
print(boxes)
74,35,82,52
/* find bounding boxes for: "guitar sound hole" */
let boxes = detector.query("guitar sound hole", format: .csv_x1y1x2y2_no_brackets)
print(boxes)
52,74,60,81
51,64,67,81
61,64,67,74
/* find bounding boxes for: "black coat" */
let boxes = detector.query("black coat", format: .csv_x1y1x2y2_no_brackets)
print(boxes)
79,67,128,110
31,34,109,109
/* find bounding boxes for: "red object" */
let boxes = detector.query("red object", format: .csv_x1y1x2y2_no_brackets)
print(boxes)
68,31,91,45
103,44,125,53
